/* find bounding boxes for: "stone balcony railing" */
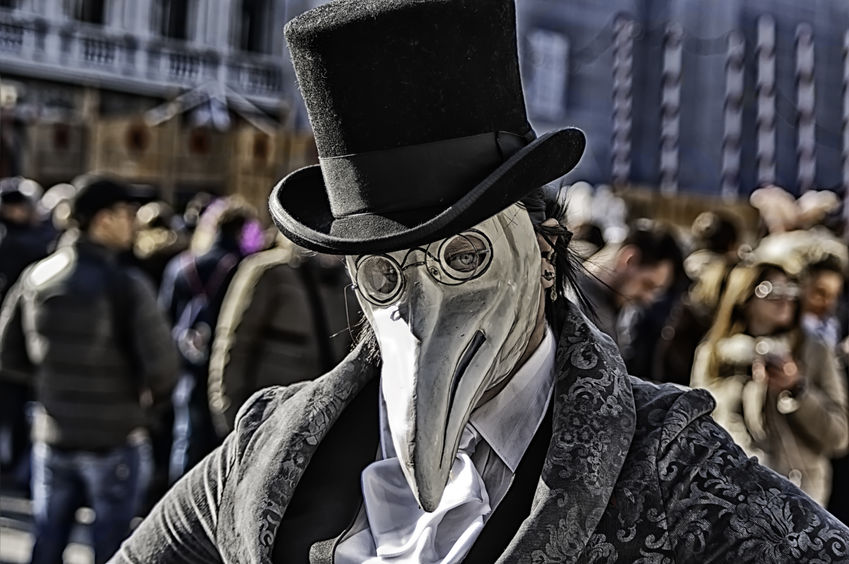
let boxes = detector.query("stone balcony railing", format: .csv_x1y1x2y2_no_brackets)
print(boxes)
0,9,287,110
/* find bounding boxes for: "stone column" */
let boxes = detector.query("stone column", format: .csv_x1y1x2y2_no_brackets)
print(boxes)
128,0,152,38
214,0,236,51
105,0,124,30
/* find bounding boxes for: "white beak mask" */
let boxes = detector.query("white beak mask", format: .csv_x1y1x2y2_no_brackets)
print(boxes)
346,205,541,511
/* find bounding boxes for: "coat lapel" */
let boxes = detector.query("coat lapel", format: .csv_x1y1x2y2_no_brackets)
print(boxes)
219,342,379,564
498,304,636,563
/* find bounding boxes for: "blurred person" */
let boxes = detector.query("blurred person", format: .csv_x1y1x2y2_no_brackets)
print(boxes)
0,177,52,489
0,177,52,301
655,211,743,385
158,196,259,481
132,201,189,290
793,240,849,523
171,191,215,243
691,260,849,505
129,201,189,510
801,255,846,347
0,175,178,564
208,234,359,435
580,219,683,349
569,221,605,260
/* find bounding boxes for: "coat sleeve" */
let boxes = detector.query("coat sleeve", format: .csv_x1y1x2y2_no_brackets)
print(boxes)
109,386,294,563
129,271,178,407
659,412,849,562
786,337,849,457
208,261,270,434
109,431,236,564
0,280,35,384
690,343,759,456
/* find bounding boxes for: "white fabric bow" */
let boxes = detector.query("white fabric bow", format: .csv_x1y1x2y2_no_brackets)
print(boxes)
356,426,491,563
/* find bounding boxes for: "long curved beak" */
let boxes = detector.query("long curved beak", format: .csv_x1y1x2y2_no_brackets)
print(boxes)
376,301,489,512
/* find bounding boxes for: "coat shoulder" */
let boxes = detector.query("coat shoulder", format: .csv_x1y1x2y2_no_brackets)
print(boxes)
629,377,716,450
229,341,378,455
232,380,314,437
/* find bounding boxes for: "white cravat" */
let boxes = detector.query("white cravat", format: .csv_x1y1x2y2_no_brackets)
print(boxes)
342,425,489,563
336,327,556,564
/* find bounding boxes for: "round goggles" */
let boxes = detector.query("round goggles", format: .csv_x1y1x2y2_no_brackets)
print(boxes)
753,280,800,301
353,230,494,306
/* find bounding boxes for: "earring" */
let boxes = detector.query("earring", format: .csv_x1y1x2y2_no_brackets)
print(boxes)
550,285,557,302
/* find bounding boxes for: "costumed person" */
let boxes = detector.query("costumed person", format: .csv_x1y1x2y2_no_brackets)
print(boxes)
112,0,849,562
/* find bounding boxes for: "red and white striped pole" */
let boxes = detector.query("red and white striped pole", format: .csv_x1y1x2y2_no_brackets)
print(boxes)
756,15,777,187
843,30,849,232
660,23,682,196
722,31,744,201
796,24,816,193
611,16,635,188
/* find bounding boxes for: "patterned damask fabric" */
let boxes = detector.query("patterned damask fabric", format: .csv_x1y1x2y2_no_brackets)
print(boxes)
110,302,849,563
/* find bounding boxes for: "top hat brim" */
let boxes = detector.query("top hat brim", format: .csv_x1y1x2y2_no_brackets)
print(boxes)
269,127,586,255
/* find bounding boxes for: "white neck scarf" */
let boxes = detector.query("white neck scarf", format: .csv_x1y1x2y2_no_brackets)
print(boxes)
350,425,490,563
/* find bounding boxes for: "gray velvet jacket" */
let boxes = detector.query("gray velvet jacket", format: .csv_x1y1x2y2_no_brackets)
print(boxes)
112,304,849,563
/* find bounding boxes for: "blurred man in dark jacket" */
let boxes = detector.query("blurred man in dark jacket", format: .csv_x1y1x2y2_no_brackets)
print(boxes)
0,177,52,301
0,177,52,486
0,175,178,564
579,220,683,352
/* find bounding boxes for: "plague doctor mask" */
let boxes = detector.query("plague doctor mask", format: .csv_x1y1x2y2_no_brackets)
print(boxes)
347,204,541,511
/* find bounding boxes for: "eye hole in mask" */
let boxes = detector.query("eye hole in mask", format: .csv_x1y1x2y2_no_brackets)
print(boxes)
438,232,492,280
353,230,493,306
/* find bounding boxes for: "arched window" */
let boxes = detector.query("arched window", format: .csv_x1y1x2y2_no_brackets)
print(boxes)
158,0,189,40
67,0,105,24
239,0,270,53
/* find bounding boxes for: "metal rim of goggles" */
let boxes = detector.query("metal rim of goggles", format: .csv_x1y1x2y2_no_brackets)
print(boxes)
753,280,800,301
353,230,494,306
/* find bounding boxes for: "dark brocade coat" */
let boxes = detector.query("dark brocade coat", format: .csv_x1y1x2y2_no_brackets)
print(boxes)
111,304,849,563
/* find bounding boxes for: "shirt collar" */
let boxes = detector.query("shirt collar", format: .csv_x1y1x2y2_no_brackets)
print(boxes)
468,325,556,473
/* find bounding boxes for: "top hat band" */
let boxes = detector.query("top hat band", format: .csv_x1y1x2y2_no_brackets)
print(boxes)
320,130,534,219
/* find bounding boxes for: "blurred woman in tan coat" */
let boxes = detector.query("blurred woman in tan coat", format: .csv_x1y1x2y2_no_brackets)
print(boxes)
691,258,848,505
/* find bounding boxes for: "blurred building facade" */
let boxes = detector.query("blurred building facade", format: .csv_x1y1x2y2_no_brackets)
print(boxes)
5,0,849,223
0,0,320,213
517,0,849,223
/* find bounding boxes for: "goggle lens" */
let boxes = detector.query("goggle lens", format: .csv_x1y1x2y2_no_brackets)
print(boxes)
354,231,493,306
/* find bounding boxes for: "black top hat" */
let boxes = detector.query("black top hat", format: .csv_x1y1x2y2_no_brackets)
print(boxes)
270,0,586,255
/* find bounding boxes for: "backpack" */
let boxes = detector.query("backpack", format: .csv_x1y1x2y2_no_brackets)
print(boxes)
173,253,238,367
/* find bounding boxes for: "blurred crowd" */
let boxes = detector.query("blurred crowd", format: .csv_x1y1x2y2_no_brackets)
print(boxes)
0,174,358,564
0,172,847,561
565,182,849,523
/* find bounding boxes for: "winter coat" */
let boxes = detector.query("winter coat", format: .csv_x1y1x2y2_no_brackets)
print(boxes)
0,237,178,450
208,248,356,434
112,302,849,563
691,333,849,505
